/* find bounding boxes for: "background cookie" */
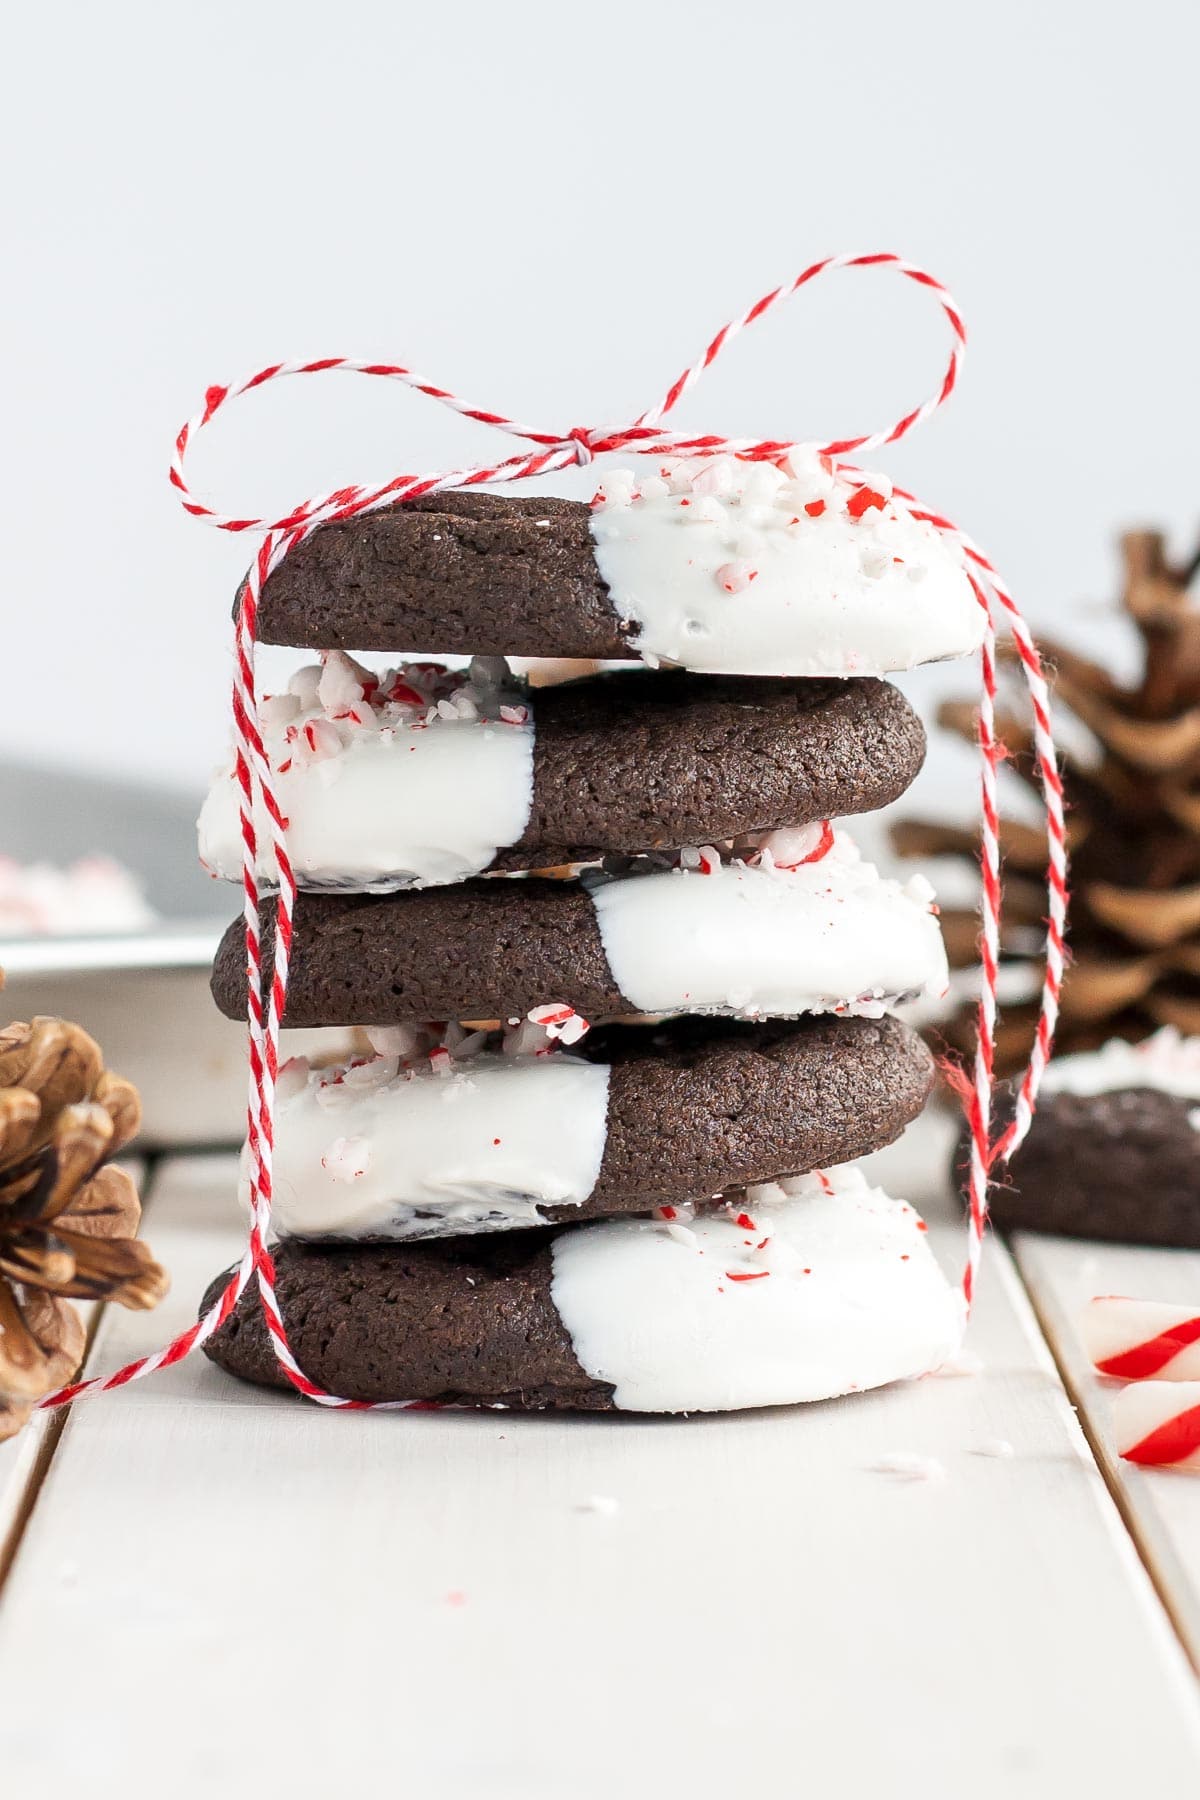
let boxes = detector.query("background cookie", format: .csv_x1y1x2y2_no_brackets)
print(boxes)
983,1087,1200,1247
974,1031,1200,1246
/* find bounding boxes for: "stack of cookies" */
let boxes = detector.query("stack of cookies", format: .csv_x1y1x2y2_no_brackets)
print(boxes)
198,452,986,1413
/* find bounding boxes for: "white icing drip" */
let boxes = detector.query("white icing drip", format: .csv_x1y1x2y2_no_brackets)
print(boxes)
258,1050,610,1239
550,1165,961,1413
1040,1027,1200,1101
198,654,534,890
588,453,985,676
591,831,949,1019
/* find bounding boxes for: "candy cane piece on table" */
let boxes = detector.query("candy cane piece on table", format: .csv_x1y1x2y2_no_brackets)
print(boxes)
1113,1381,1200,1470
1083,1298,1200,1383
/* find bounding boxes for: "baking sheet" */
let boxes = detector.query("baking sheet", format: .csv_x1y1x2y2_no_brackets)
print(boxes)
0,761,245,1142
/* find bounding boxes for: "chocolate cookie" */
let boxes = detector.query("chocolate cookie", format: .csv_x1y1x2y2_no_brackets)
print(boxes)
264,1014,935,1242
205,1229,611,1410
246,456,984,678
210,840,949,1027
960,1033,1200,1246
202,1164,961,1412
198,662,926,891
983,1087,1200,1247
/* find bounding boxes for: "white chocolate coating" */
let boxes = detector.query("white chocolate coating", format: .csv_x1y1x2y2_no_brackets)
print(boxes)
259,1050,610,1239
550,1165,961,1413
1039,1027,1200,1102
591,832,949,1019
198,654,534,891
589,454,985,676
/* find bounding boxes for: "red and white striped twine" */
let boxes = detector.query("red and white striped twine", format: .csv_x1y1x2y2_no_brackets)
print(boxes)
40,250,1068,1414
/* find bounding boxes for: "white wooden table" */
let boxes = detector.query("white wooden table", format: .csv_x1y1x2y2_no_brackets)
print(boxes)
1,1117,1198,1799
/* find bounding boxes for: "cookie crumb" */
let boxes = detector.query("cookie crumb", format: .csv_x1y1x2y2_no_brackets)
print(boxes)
575,1494,620,1516
872,1452,946,1482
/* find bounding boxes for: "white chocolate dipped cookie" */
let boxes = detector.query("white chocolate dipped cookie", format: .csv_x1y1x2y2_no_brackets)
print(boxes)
257,1012,934,1242
248,457,985,678
199,653,927,891
210,829,950,1028
204,1164,961,1413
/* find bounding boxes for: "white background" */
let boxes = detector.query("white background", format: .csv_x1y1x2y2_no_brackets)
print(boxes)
2,0,1196,797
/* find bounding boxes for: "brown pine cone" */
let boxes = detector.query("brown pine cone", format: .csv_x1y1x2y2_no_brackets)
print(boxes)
0,1016,168,1439
892,525,1200,1074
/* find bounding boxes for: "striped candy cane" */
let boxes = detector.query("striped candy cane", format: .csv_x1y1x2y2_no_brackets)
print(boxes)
40,251,1068,1413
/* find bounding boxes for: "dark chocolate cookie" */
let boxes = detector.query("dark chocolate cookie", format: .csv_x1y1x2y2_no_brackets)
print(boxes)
213,880,619,1024
246,493,619,657
590,1014,932,1215
203,1232,614,1410
978,1087,1200,1248
509,669,925,861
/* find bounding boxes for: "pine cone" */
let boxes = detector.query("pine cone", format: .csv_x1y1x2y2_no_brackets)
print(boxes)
0,1016,168,1439
893,527,1200,1073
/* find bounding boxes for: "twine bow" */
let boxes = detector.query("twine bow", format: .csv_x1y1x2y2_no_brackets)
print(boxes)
44,251,1067,1413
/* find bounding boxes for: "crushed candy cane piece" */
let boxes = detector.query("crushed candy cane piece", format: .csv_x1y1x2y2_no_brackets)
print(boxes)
752,820,835,870
715,561,756,595
872,1452,946,1482
275,1056,310,1105
320,1136,371,1182
366,1024,424,1059
317,649,372,714
847,486,887,520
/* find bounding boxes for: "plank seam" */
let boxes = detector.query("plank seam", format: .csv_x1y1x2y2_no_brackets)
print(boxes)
1013,1237,1200,1680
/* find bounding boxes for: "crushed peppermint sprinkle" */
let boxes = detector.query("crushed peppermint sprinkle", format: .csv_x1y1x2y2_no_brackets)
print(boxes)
261,651,527,775
678,844,721,875
588,452,913,562
527,1003,589,1046
320,1136,371,1182
287,1020,592,1113
725,1269,771,1283
366,1024,424,1059
750,820,835,871
931,1350,984,1378
847,486,888,520
715,561,757,595
872,1452,946,1482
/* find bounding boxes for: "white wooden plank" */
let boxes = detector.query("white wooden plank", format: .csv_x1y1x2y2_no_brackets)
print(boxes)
0,1150,1198,1800
1014,1229,1200,1671
0,1160,145,1579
